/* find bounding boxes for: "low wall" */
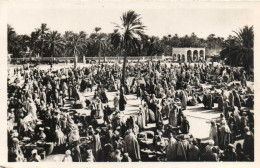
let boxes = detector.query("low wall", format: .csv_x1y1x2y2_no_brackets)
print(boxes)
10,56,168,63
86,56,164,61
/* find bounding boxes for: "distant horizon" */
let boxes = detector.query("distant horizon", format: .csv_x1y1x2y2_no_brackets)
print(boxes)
6,1,254,39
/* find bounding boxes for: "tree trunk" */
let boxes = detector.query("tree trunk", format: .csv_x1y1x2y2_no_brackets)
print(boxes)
52,45,54,65
99,42,101,65
40,40,43,58
74,49,77,69
121,42,127,94
98,42,101,72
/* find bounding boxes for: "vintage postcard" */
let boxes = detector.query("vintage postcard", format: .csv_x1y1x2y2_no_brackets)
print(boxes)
0,0,259,168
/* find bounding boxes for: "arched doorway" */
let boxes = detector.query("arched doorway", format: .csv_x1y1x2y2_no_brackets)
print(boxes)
193,50,198,62
187,50,192,62
177,54,181,61
173,54,176,61
182,54,185,62
199,50,204,61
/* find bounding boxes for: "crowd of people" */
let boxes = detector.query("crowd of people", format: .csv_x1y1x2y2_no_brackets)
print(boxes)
7,60,254,162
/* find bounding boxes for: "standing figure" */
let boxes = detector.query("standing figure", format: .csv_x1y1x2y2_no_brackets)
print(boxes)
119,92,127,111
219,120,231,150
169,104,178,127
166,133,178,161
124,129,141,161
209,120,219,146
181,90,188,110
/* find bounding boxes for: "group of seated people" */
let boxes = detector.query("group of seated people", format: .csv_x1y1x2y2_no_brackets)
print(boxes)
7,60,254,162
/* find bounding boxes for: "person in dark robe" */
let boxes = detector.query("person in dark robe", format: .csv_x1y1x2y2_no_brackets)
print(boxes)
166,133,178,161
233,90,241,110
100,88,108,103
236,143,250,161
106,124,115,138
180,116,190,134
204,147,219,162
103,143,114,162
243,127,254,161
188,139,200,161
71,141,82,162
103,105,113,124
181,90,188,110
79,78,86,92
207,93,213,109
72,85,80,102
154,100,162,124
126,116,135,130
224,144,237,161
203,92,213,109
240,112,248,134
240,73,247,88
229,91,234,108
153,130,164,152
189,92,198,106
161,99,169,118
218,93,224,111
149,94,157,112
119,92,127,111
177,109,183,126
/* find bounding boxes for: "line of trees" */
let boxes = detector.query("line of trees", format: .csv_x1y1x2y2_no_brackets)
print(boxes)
8,10,253,72
8,26,224,59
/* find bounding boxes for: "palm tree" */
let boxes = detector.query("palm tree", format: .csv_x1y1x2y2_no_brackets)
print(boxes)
63,31,73,57
94,27,102,34
30,29,41,57
7,24,17,55
37,23,49,58
66,32,87,68
91,28,108,64
110,29,122,56
221,25,254,72
45,31,65,63
114,10,146,90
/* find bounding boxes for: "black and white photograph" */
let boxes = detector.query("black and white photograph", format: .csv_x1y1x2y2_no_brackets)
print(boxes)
1,0,259,166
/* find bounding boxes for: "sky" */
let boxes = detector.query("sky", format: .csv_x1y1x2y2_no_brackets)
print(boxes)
5,1,255,39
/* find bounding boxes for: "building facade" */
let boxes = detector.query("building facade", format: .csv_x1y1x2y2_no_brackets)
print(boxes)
172,47,206,62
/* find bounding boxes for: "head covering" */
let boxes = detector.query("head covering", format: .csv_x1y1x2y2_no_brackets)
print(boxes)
65,150,71,155
228,144,234,148
12,131,19,138
211,120,216,125
221,120,226,125
184,134,190,139
244,126,250,132
31,149,37,154
208,140,215,145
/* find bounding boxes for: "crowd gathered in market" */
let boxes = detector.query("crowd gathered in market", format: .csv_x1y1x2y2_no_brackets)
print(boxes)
7,60,254,162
